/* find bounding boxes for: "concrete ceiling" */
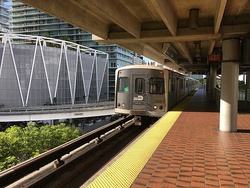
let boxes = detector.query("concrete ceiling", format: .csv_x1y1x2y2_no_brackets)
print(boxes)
18,0,250,74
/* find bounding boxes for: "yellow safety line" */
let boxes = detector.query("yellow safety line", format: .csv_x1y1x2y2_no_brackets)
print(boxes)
87,95,193,188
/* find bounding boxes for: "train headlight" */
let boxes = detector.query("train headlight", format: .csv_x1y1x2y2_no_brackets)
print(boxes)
153,105,158,110
159,105,163,110
122,103,125,107
117,103,120,107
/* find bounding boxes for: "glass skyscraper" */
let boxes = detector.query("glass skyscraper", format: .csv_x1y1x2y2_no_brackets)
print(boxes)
0,0,10,33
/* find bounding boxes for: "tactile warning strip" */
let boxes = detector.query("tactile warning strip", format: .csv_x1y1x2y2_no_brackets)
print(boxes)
87,95,193,188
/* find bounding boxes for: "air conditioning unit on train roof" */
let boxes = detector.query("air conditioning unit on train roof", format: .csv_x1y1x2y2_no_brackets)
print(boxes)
162,43,179,63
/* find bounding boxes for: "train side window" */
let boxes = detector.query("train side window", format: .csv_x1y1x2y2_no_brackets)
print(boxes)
149,77,164,94
118,77,129,92
135,78,145,94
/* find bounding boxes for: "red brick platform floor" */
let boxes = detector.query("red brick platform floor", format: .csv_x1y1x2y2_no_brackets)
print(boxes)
131,89,250,188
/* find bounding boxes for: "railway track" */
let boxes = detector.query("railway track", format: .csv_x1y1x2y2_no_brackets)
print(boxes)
1,115,152,188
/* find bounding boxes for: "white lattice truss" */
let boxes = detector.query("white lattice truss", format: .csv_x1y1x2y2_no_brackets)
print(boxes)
0,34,109,107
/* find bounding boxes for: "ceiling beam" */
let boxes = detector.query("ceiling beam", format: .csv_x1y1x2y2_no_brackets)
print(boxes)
214,0,227,34
149,0,194,64
208,0,227,54
149,0,177,36
18,0,109,39
208,40,216,55
93,29,221,44
94,23,250,44
174,42,194,64
70,0,142,39
116,42,186,72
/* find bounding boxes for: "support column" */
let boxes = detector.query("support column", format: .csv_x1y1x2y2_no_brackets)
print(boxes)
208,64,217,100
219,37,240,132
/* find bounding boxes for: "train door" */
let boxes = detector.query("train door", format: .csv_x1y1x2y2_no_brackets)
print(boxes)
176,76,180,102
131,74,148,115
176,75,185,102
168,72,177,109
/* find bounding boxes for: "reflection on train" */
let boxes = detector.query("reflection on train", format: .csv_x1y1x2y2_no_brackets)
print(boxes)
114,65,198,125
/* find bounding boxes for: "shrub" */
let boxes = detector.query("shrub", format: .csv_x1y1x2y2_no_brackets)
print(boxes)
0,122,80,172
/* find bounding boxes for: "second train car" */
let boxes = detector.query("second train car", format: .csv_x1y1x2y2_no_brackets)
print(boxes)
114,65,198,124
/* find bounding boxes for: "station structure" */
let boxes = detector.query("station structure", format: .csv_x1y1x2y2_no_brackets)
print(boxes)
5,0,250,187
18,0,250,132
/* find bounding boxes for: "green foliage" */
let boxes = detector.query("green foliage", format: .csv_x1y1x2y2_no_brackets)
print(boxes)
0,123,80,172
59,36,71,42
197,78,204,84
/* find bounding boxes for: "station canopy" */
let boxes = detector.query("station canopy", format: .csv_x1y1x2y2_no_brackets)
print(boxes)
19,0,250,74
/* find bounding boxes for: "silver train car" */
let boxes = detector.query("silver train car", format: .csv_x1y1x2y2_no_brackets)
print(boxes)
114,65,198,124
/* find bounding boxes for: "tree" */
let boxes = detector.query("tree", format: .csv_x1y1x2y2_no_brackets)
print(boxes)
197,78,204,84
0,122,80,171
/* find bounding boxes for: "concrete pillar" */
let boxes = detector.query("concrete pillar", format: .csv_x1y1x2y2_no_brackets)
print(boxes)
209,64,217,100
219,37,240,132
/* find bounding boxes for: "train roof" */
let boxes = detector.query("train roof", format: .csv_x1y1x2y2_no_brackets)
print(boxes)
117,65,167,71
116,65,199,81
116,65,185,74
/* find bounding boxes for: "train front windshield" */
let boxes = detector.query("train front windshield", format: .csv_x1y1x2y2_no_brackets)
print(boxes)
118,76,164,94
149,77,164,94
118,77,129,92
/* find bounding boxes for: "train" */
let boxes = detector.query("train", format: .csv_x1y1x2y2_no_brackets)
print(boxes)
114,65,198,125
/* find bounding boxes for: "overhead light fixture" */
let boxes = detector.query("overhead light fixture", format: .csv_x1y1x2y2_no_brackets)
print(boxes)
162,43,178,63
189,9,199,29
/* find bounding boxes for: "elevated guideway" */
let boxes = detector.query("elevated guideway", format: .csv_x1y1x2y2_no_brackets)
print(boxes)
0,101,114,122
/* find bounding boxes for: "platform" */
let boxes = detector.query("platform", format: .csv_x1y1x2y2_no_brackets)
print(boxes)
86,89,250,188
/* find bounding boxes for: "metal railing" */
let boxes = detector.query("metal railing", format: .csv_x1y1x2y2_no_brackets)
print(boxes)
215,88,250,110
238,89,250,101
0,101,114,114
